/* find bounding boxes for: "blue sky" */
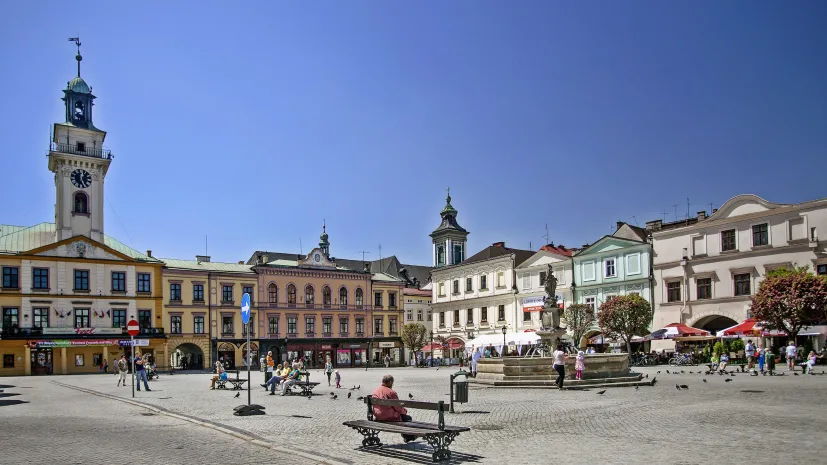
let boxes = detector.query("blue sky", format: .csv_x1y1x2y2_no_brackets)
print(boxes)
1,2,826,266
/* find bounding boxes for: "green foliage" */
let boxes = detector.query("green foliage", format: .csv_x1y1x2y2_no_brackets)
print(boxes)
596,294,653,353
751,267,827,338
401,323,428,358
562,303,595,348
729,338,745,354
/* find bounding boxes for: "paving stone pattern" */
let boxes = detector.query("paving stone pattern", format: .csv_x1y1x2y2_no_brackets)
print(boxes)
4,365,827,464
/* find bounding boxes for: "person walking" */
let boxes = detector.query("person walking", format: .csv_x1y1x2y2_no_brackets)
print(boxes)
116,355,128,387
757,347,766,374
334,369,341,389
371,374,416,443
745,340,756,369
134,350,151,392
575,350,585,380
786,341,797,371
325,357,333,386
384,354,391,368
552,343,567,390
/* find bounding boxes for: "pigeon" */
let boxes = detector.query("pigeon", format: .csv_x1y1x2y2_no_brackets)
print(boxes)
679,385,688,389
348,392,352,399
357,385,361,390
762,372,767,376
330,392,335,396
635,386,639,391
437,367,440,371
357,396,365,401
651,377,657,386
676,384,681,390
680,370,685,374
234,392,240,398
332,394,338,400
596,390,607,395
703,379,707,383
307,395,312,400
666,370,670,374
724,378,733,382
794,373,799,376
689,371,693,374
645,374,649,379
657,371,661,374
408,393,414,399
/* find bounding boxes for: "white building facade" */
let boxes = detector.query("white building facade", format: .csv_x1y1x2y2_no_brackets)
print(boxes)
650,194,827,337
515,245,575,330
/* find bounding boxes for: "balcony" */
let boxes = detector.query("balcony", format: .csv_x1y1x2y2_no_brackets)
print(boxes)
339,333,349,338
287,333,298,338
389,332,399,337
355,332,364,338
50,141,113,159
322,332,332,338
305,303,315,309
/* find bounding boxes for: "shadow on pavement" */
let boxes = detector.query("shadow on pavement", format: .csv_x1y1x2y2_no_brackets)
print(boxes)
0,399,29,407
0,393,22,398
356,443,483,464
0,385,16,389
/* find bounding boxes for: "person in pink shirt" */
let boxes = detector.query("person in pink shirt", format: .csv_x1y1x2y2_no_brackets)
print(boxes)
371,374,416,443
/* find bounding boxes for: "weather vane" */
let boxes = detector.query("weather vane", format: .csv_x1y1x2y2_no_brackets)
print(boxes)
68,37,82,77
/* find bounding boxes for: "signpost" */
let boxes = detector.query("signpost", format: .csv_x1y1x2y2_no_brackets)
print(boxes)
233,293,264,416
127,319,140,398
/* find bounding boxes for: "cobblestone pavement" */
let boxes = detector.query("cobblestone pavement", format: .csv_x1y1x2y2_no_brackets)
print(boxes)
4,364,827,464
0,376,321,465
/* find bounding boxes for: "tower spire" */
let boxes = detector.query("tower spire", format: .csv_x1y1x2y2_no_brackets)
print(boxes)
69,37,82,77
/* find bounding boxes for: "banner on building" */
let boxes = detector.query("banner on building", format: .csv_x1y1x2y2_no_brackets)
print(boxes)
378,342,396,348
43,327,123,335
522,296,545,312
118,339,150,347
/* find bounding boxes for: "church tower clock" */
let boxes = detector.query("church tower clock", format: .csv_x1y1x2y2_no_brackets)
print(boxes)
48,38,112,242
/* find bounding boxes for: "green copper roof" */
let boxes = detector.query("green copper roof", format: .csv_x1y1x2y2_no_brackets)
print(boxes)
67,76,91,94
161,258,255,274
441,194,458,215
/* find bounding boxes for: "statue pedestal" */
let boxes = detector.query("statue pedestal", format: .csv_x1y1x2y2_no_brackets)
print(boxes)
472,353,644,388
536,328,567,349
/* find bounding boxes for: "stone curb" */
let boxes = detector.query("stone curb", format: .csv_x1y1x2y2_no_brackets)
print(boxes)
51,381,349,465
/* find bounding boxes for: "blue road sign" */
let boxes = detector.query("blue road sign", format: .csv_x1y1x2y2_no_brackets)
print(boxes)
241,293,251,324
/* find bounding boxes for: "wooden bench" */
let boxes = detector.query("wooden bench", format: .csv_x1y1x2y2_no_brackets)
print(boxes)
343,395,470,462
282,372,319,397
215,370,241,390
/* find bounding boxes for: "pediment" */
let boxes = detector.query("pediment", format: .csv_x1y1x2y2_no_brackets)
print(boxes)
708,195,785,221
516,251,568,269
577,236,642,256
31,237,132,261
297,248,337,269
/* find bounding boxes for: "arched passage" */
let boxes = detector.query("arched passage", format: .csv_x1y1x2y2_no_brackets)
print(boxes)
694,315,739,336
173,343,205,370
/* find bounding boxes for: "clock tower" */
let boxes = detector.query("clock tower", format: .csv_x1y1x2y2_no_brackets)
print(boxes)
48,39,112,242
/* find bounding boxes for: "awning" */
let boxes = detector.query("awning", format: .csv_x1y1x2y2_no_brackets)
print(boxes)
721,319,761,337
800,326,827,336
664,323,710,337
674,336,717,342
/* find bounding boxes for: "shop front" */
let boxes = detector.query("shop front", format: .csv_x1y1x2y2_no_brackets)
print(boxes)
372,340,403,366
337,343,368,367
25,337,162,374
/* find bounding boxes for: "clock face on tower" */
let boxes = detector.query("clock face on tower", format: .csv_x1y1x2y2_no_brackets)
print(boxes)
71,169,92,189
73,101,86,123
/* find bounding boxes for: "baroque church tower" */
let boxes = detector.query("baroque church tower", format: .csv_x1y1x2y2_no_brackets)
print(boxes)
48,39,112,243
430,189,469,268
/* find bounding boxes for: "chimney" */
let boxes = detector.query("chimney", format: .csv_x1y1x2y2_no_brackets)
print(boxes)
645,220,662,232
582,243,589,249
238,261,244,265
364,263,370,273
196,255,210,263
492,242,505,248
146,250,152,258
712,208,718,214
697,211,707,221
616,221,624,231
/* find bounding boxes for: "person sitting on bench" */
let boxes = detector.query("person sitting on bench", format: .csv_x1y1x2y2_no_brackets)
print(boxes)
262,363,284,395
210,359,225,390
371,374,416,443
280,363,301,395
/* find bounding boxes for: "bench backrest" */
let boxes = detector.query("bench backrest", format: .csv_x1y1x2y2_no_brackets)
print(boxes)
365,395,445,430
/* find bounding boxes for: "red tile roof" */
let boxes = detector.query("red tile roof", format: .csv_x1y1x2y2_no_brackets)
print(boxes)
403,288,432,296
540,244,574,257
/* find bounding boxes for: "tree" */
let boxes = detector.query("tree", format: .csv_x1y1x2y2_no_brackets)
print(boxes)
750,267,827,340
597,294,653,354
562,303,595,348
401,323,428,363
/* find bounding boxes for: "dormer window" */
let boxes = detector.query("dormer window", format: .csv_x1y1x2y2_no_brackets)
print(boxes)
73,192,88,214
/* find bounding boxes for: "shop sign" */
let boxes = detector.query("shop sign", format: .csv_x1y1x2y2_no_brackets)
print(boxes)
522,296,545,312
118,339,150,347
345,344,365,349
34,339,120,348
319,345,333,350
378,342,396,348
43,327,123,335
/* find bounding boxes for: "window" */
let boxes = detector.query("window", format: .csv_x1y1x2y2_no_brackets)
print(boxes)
496,272,505,288
416,310,423,321
375,318,383,334
73,192,88,213
817,264,827,276
339,287,348,306
389,292,397,308
171,316,182,334
33,308,49,329
74,309,90,328
453,244,463,265
752,223,769,247
582,261,596,281
32,268,49,290
498,305,505,321
585,297,596,314
112,309,126,328
480,275,488,290
3,308,19,329
339,318,348,334
76,141,85,152
406,309,412,321
453,311,460,326
466,308,473,325
389,319,397,334
222,315,234,334
194,316,205,334
626,253,641,275
522,275,531,289
193,284,204,302
3,354,13,368
523,310,531,322
2,267,19,289
452,280,459,294
539,271,547,286
323,286,332,306
110,272,125,292
305,285,314,306
734,273,751,296
268,317,279,335
322,317,332,334
222,285,233,303
374,292,383,307
305,317,315,334
667,281,681,302
439,312,445,327
427,310,432,321
437,245,445,267
721,229,736,252
137,273,151,293
697,278,712,300
466,277,473,292
170,283,182,301
138,310,151,330
438,283,446,297
288,284,297,305
355,288,363,307
268,283,278,303
74,270,89,291
355,318,364,335
287,317,297,334
243,285,254,301
605,258,616,278
692,236,706,256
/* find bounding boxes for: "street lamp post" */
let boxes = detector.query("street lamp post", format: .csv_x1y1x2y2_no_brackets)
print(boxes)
501,325,507,357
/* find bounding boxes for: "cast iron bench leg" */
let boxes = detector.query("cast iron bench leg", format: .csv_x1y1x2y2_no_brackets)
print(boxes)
353,426,382,447
425,432,458,462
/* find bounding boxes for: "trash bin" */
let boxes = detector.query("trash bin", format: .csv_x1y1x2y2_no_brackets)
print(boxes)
452,371,469,404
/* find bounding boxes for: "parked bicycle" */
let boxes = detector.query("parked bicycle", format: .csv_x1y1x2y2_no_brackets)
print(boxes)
668,353,695,366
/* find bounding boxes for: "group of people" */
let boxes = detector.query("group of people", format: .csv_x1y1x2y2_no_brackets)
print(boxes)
738,340,822,375
114,350,153,391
